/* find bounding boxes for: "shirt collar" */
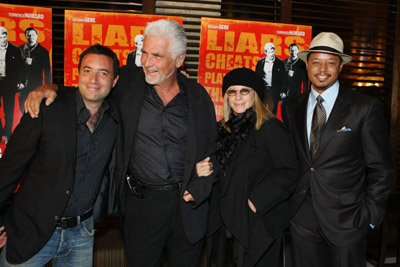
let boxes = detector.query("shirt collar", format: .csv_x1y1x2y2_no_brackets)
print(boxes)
23,42,38,52
310,80,339,108
75,89,109,124
265,56,275,64
287,57,299,64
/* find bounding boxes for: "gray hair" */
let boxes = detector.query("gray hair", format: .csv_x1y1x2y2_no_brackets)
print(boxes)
144,19,187,59
134,34,143,46
0,27,8,35
264,42,275,52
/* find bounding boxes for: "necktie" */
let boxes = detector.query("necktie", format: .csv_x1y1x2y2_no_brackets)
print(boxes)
310,95,326,158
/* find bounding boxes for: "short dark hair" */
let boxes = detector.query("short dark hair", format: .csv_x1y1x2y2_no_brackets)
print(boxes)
78,44,120,78
289,43,299,50
25,27,37,36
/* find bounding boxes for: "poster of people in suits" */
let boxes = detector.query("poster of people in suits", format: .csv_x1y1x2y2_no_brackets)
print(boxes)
64,10,182,86
198,17,312,120
0,4,52,154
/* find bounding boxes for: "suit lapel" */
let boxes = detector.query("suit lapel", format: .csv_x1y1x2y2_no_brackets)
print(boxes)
182,74,199,188
313,85,351,160
293,93,311,162
122,71,147,162
58,88,78,168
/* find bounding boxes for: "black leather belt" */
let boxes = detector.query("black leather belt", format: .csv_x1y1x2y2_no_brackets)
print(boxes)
56,209,93,229
126,175,183,198
141,181,183,191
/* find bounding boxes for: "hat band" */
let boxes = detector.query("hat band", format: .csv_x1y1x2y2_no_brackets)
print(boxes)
309,46,342,54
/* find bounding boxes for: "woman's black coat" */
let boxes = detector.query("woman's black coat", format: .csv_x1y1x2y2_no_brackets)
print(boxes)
208,118,298,265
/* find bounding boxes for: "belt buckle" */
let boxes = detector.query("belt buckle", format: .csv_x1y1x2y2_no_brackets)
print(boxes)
57,217,69,229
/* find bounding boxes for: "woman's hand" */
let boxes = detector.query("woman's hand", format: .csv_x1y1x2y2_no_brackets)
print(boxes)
0,226,7,248
196,157,213,177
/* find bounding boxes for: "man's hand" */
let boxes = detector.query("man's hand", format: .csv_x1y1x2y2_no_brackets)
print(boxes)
195,157,213,177
0,226,6,248
24,84,59,118
183,190,195,202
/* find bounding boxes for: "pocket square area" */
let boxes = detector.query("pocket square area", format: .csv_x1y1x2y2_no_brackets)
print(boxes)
337,126,352,132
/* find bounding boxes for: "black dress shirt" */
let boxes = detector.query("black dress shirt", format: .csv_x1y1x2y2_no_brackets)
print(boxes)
129,83,188,185
62,90,117,217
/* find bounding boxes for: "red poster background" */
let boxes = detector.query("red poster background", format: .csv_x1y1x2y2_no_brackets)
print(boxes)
64,10,183,86
0,4,52,155
198,17,312,121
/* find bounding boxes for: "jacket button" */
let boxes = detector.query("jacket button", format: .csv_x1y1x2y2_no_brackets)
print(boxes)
310,167,315,172
55,216,59,220
66,190,70,195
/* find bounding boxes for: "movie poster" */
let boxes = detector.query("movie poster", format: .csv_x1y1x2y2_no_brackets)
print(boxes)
198,17,312,121
0,4,52,155
64,10,183,86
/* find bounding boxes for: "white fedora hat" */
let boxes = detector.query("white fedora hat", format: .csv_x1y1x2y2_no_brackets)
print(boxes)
298,32,353,64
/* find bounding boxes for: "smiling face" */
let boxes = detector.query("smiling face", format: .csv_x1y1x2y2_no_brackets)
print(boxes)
141,35,184,88
78,53,119,108
227,85,255,115
306,52,343,94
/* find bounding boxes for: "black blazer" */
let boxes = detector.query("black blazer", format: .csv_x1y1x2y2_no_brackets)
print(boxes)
126,49,140,69
283,58,308,99
1,42,25,95
255,56,288,109
0,87,119,264
19,42,51,89
112,66,218,244
284,85,393,247
210,119,297,264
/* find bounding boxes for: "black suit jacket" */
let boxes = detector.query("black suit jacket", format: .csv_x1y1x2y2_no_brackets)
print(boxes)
112,66,217,244
283,58,308,99
255,56,288,111
0,42,25,96
209,119,297,264
126,49,141,69
0,87,118,263
19,42,51,90
284,85,393,246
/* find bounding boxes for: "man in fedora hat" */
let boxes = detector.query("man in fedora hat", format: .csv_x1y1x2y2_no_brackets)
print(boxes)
283,32,393,267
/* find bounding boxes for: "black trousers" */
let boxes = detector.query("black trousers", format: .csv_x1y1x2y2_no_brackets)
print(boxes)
121,186,203,267
290,197,367,267
207,227,281,267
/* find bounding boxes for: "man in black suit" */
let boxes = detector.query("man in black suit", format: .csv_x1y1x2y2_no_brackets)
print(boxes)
255,42,288,113
284,32,393,267
0,27,25,143
19,27,51,114
24,19,217,267
0,44,119,266
284,43,308,100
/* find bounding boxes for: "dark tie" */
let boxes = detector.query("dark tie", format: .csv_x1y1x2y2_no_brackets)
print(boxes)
310,95,326,158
